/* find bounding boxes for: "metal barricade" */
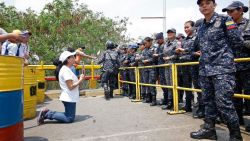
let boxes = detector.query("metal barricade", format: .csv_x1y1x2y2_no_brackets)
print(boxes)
118,57,250,115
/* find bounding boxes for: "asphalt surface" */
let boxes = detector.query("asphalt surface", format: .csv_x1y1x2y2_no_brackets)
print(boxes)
24,95,250,141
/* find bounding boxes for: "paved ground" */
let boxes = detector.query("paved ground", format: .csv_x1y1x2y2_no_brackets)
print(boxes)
24,95,250,141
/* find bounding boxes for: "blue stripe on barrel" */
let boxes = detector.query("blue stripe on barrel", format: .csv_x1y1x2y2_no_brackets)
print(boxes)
0,90,23,128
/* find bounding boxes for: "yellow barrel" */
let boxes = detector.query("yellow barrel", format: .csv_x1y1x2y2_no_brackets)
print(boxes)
23,66,37,119
36,68,45,103
0,56,24,141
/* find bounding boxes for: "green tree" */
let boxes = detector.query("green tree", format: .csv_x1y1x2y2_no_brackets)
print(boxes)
0,0,129,64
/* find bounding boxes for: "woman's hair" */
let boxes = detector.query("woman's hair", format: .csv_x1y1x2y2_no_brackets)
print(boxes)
144,37,153,42
54,59,68,81
185,20,195,27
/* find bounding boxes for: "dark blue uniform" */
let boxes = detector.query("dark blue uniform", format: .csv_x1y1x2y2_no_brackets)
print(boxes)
179,36,196,111
119,52,130,96
194,13,244,128
98,49,120,99
128,52,137,99
163,39,179,104
232,17,250,123
141,46,157,103
155,42,168,104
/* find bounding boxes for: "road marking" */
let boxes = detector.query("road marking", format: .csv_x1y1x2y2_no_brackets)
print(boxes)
71,124,195,141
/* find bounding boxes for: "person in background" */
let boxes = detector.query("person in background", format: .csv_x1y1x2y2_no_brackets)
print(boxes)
141,37,157,106
222,0,250,131
18,30,32,65
153,32,168,108
37,51,85,125
97,40,120,100
162,28,179,110
1,30,23,56
190,0,244,140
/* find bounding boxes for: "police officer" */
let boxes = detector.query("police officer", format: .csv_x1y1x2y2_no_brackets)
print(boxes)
176,21,196,113
118,45,129,96
190,0,244,140
176,20,205,117
141,37,157,106
128,44,139,99
136,41,147,101
153,32,169,107
98,40,120,100
162,28,179,110
222,1,250,129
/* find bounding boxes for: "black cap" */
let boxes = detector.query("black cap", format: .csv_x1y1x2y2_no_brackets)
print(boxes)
197,0,215,5
155,32,164,40
222,1,248,13
167,28,176,33
137,40,144,46
128,44,139,50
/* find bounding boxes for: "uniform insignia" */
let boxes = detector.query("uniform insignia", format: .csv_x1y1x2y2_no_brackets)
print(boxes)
226,20,237,30
214,20,221,28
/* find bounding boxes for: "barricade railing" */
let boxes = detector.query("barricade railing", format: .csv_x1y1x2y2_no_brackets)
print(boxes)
118,67,139,101
29,61,102,89
118,57,250,115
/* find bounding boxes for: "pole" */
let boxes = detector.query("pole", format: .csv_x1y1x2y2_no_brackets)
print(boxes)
163,0,166,36
249,0,250,20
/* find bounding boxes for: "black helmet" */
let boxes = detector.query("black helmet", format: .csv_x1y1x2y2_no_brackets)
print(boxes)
106,40,118,49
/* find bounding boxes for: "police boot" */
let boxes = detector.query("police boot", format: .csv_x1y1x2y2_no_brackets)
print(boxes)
166,100,173,109
236,109,244,125
110,88,114,98
190,119,217,140
142,93,147,103
246,124,250,132
244,100,250,115
103,84,110,100
227,124,243,141
150,95,157,106
145,93,151,103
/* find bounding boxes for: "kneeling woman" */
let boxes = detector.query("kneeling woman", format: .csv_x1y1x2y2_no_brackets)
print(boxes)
37,51,85,125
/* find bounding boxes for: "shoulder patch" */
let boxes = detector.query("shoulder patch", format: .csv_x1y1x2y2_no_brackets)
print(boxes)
226,21,237,30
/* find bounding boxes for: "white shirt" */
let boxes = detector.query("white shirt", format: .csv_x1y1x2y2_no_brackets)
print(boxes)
18,43,29,58
1,41,18,56
59,65,79,102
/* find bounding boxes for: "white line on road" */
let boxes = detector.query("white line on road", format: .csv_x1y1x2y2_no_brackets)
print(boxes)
70,124,195,141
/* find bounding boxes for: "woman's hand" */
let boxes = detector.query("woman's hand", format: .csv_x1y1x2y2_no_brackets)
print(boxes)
79,74,85,82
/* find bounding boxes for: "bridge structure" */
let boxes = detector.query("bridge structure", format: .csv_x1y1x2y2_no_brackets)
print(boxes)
0,56,250,141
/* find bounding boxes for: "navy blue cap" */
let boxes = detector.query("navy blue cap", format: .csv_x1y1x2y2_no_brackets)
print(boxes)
167,28,176,33
222,1,248,12
197,0,215,5
128,44,139,49
155,32,164,40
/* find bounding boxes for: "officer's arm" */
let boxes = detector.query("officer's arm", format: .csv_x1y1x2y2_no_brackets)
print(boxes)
224,17,244,51
97,52,105,64
243,33,250,49
146,50,154,63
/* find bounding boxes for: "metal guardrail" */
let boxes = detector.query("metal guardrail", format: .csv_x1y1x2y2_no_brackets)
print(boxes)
118,58,250,115
29,61,102,89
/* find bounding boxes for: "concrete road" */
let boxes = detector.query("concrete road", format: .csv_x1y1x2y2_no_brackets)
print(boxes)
24,95,250,141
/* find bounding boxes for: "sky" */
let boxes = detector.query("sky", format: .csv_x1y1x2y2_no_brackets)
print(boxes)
1,0,249,39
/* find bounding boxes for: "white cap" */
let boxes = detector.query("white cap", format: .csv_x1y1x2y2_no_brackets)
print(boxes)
59,51,76,63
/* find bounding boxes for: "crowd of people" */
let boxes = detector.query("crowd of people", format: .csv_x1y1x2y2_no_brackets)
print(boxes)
98,0,250,140
0,29,32,65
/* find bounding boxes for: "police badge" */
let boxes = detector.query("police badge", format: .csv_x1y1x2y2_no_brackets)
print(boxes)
214,20,221,28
